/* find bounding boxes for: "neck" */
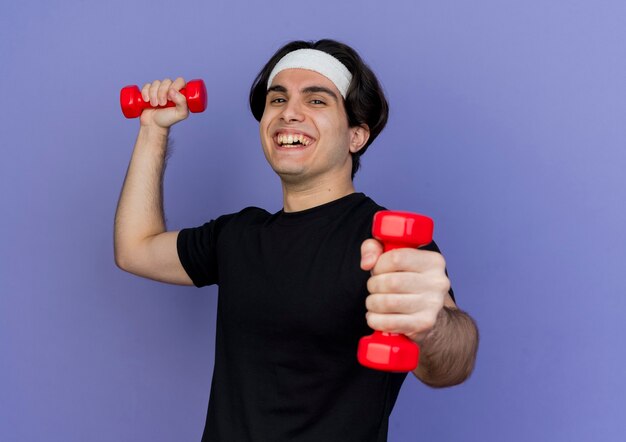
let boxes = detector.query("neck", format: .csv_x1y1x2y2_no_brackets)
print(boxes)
281,176,356,212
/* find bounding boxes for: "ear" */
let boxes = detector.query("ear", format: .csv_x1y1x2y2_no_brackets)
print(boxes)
349,124,371,154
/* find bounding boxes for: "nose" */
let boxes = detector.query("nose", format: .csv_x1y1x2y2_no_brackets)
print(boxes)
280,98,304,123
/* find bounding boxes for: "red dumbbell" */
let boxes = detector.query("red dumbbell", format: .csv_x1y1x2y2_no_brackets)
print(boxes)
357,210,434,372
120,79,207,118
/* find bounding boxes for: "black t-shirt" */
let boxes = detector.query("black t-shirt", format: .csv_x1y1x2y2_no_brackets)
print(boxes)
177,193,449,442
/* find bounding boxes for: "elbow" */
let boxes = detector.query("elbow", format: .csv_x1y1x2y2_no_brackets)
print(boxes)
114,236,142,273
114,244,134,273
114,251,129,272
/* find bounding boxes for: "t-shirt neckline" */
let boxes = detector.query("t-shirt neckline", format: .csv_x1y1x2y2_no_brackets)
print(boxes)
274,192,366,225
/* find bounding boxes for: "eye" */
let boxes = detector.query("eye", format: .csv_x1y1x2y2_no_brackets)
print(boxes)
310,99,326,105
270,97,286,104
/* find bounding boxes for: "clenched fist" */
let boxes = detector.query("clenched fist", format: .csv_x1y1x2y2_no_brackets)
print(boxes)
360,239,454,344
139,77,190,129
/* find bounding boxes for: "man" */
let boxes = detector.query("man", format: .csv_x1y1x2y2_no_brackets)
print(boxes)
115,39,478,442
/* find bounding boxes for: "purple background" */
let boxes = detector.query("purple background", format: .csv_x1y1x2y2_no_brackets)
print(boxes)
2,1,625,441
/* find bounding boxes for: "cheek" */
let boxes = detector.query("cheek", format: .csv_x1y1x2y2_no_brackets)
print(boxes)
259,112,270,131
259,101,276,126
320,118,351,148
318,112,344,135
259,113,274,142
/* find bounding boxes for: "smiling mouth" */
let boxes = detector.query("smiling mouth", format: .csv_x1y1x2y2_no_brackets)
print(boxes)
274,133,314,148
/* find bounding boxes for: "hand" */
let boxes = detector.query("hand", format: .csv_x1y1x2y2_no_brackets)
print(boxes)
360,239,451,344
139,77,189,129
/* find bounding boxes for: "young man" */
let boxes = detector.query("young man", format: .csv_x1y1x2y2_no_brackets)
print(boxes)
115,39,478,442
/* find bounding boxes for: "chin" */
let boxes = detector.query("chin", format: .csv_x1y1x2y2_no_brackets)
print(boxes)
274,168,307,183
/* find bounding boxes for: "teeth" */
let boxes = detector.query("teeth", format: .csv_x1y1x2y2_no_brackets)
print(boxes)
276,133,311,146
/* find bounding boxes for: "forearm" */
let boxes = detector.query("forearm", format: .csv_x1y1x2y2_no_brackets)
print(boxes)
114,125,170,264
412,306,479,388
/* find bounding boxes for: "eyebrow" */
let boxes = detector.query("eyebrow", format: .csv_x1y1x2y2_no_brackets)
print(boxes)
268,85,288,93
267,84,338,102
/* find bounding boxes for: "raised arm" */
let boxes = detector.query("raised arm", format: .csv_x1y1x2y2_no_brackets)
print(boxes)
114,77,193,286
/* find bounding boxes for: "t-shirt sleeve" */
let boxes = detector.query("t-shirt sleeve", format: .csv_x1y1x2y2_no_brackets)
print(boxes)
177,214,235,287
177,221,219,287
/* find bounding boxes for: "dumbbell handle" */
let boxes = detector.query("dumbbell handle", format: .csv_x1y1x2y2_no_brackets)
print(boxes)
357,210,434,372
120,79,207,118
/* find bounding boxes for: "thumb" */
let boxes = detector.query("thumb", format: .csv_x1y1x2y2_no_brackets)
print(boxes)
168,88,188,108
360,238,384,271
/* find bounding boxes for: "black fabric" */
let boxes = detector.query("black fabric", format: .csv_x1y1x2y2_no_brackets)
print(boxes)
177,193,451,442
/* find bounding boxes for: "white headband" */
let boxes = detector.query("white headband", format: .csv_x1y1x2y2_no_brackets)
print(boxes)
267,48,353,99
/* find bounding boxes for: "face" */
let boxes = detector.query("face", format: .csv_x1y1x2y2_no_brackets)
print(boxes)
259,68,368,185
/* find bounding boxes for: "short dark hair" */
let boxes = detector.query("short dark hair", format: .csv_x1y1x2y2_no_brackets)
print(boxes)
249,39,389,179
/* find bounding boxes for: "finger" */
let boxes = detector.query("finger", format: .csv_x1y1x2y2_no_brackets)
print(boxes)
371,248,446,276
366,290,445,316
360,238,383,271
171,76,186,91
366,311,438,336
141,83,151,103
157,78,173,106
368,272,450,295
168,86,187,107
149,80,161,107
365,293,421,314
